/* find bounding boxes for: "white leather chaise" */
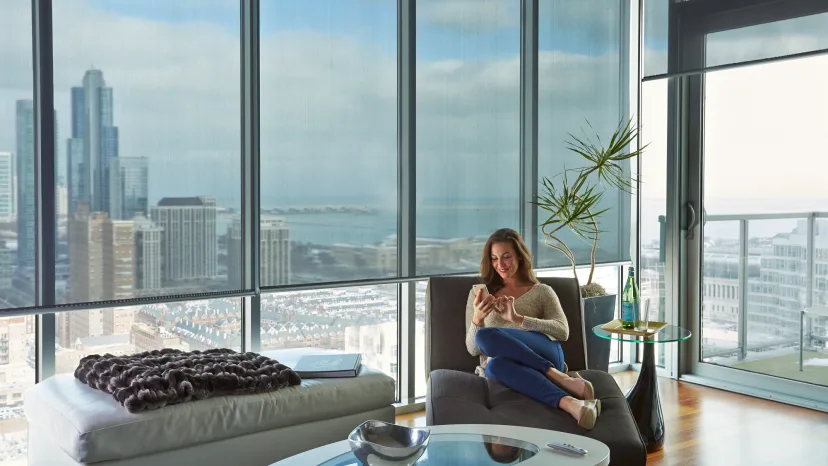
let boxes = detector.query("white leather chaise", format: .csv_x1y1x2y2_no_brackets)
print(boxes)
24,348,395,466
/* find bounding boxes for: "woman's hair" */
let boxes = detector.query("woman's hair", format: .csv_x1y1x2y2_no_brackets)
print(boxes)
483,438,524,463
480,228,538,293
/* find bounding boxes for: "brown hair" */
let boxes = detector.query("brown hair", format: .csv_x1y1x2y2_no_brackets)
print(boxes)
484,438,524,463
480,228,538,293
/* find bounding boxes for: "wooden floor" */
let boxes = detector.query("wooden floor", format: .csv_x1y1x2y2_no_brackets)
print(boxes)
397,371,828,465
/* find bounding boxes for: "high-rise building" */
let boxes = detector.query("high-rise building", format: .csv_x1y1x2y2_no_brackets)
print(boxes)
150,196,217,283
68,308,103,345
66,138,83,214
133,215,163,291
68,206,134,303
103,307,135,336
228,216,291,287
68,206,107,303
16,100,57,269
0,152,14,220
103,220,136,301
0,240,14,291
68,69,119,216
57,313,71,349
16,100,35,269
56,183,68,218
0,317,28,366
261,218,291,286
109,157,148,220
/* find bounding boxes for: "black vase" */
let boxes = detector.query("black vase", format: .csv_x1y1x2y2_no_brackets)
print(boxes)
582,294,617,372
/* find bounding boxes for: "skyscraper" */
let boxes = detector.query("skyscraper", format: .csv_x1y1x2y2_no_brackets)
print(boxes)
109,156,148,220
68,206,107,303
67,69,119,216
68,205,134,303
133,215,163,291
0,240,14,291
66,138,83,214
16,100,35,269
0,152,14,220
16,100,57,269
150,196,217,283
103,220,136,301
228,216,291,287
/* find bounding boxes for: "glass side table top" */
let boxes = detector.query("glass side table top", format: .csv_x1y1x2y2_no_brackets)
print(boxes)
319,433,539,466
592,324,691,344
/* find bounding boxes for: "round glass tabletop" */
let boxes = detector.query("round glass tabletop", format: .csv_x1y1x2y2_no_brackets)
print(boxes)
319,433,539,466
592,323,691,343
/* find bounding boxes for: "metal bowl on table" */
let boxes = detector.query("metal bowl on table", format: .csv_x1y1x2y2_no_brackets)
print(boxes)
348,420,430,465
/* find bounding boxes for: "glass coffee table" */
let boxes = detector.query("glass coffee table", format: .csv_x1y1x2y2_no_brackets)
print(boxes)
271,424,609,465
592,323,691,453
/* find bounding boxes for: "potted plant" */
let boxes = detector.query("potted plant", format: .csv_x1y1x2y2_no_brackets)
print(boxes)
534,118,645,371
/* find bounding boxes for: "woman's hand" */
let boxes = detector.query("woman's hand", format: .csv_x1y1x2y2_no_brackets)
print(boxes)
472,290,496,326
494,296,524,324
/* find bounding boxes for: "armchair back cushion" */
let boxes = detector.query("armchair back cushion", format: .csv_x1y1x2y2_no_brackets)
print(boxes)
425,276,587,377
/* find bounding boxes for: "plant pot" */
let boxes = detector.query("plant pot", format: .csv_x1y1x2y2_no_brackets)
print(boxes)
582,294,617,372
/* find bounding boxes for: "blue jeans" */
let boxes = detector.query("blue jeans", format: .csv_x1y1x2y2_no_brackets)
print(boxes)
475,327,567,408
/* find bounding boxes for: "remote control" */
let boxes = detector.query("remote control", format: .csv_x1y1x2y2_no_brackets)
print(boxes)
547,441,588,456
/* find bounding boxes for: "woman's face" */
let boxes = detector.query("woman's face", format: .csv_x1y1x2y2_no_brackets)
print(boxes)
491,241,519,281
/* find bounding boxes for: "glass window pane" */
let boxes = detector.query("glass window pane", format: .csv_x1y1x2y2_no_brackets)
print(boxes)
260,284,399,392
53,1,242,305
706,13,828,69
0,316,35,464
414,280,427,397
640,80,669,368
259,1,397,286
54,298,242,375
700,57,828,387
537,266,621,364
1,0,35,309
415,0,520,276
643,0,669,77
537,0,628,269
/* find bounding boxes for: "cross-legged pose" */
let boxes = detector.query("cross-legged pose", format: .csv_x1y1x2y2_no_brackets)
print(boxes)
465,228,600,429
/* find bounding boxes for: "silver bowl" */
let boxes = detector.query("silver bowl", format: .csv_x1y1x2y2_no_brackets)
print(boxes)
348,420,430,465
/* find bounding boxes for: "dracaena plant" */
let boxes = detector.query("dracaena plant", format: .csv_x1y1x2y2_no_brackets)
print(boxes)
535,118,646,298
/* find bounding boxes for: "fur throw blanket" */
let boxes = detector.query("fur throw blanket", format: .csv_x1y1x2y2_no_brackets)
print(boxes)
74,348,302,413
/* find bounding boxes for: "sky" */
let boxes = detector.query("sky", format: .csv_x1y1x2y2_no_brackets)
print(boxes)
0,0,628,210
636,1,828,244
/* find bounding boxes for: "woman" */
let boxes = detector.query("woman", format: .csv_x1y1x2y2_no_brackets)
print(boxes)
465,228,600,429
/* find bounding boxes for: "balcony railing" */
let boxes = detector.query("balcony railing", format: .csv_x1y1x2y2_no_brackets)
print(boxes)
699,212,828,382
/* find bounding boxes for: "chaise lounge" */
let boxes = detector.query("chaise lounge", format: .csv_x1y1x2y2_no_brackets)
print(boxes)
24,347,395,465
425,275,647,465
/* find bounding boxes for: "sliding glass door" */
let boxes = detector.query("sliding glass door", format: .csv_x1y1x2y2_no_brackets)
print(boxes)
669,0,828,404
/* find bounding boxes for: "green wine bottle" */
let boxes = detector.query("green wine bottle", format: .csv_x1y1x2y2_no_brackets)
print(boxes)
621,267,639,329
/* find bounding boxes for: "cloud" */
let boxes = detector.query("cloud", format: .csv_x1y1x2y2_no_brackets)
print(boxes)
0,0,627,230
418,0,518,33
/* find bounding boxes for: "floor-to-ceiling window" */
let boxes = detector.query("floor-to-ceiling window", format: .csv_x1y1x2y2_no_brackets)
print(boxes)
0,1,636,463
0,1,36,462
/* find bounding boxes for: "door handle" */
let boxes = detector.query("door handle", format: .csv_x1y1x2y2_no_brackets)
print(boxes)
685,202,698,240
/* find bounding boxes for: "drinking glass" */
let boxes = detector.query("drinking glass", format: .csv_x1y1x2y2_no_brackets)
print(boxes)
635,298,652,333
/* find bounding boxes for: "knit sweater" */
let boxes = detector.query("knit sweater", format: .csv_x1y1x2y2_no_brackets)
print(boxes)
465,283,569,376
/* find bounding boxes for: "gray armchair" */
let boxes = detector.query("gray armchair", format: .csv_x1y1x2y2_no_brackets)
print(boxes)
424,276,646,465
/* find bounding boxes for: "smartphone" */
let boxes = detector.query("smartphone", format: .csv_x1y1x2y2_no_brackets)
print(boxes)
472,284,490,299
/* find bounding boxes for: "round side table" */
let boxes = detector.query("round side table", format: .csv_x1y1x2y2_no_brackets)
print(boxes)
592,324,691,453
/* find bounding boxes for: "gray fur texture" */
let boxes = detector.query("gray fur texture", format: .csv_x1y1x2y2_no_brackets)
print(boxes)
74,348,302,413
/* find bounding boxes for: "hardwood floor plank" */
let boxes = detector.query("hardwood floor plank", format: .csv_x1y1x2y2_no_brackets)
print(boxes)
398,371,828,465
